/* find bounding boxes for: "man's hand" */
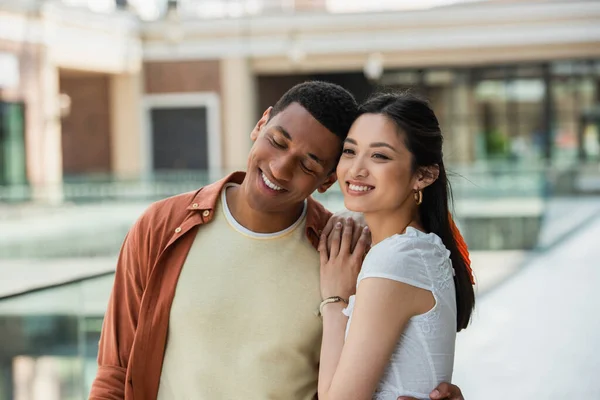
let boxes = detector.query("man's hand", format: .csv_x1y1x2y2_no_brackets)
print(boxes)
322,211,368,255
397,382,464,400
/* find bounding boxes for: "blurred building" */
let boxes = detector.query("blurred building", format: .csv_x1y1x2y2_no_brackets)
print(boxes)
0,0,599,203
0,0,142,202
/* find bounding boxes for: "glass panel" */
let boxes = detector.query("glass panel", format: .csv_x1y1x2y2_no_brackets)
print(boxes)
424,70,455,139
0,275,114,400
583,123,600,160
506,79,545,160
473,68,546,162
0,102,27,186
474,79,510,159
551,60,599,163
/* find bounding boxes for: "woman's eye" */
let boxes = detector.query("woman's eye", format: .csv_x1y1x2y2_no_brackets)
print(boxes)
373,153,390,160
342,148,355,155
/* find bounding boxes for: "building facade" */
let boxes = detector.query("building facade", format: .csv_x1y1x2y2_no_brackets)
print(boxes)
0,0,599,202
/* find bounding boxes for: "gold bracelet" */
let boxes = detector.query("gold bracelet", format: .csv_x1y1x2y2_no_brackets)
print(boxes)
317,296,349,317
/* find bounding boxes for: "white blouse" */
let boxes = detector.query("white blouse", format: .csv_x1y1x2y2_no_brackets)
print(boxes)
343,227,457,400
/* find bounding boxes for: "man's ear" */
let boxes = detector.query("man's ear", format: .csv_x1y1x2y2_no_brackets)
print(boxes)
414,164,439,191
250,106,272,141
317,172,338,194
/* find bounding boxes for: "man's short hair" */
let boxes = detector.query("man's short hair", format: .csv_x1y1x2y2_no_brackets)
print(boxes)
270,81,358,141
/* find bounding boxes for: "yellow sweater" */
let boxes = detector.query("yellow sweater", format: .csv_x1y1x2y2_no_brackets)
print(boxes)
157,184,322,399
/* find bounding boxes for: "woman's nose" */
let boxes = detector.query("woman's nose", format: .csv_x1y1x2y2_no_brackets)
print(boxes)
349,157,368,179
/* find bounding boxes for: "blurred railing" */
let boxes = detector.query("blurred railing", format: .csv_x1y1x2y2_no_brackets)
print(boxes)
1,161,599,258
0,160,571,203
0,170,215,204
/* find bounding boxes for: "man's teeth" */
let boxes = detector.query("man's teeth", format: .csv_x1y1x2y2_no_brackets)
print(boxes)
349,184,373,192
262,173,283,191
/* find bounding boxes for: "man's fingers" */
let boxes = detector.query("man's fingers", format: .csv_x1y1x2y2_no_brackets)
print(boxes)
429,389,445,399
329,222,342,259
430,382,462,400
402,382,462,400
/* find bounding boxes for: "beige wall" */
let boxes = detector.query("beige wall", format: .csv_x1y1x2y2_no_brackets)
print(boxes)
36,56,63,202
219,57,256,172
294,0,327,11
0,40,32,103
110,72,143,179
251,43,600,75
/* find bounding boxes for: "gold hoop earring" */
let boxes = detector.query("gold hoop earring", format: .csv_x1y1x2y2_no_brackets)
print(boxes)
414,190,423,206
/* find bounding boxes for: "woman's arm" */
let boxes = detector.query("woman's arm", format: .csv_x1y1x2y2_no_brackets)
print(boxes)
318,301,348,396
318,221,435,400
318,277,433,400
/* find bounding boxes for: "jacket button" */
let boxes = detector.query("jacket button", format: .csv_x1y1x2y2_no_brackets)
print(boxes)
202,210,210,217
192,203,199,208
175,227,182,233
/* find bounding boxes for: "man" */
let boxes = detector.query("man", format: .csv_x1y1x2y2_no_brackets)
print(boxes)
89,81,463,399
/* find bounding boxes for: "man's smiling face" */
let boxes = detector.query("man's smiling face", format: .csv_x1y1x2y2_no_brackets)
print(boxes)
242,102,342,214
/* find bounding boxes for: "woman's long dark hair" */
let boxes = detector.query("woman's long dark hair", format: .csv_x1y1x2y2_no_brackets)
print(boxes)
359,92,475,331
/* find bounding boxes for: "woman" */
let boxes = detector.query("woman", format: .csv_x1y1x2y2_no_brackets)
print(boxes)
317,92,475,400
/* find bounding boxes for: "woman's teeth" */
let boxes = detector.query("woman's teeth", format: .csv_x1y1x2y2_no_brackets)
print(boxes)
348,184,373,192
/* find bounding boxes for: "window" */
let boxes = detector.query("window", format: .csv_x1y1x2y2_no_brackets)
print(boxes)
0,102,27,186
